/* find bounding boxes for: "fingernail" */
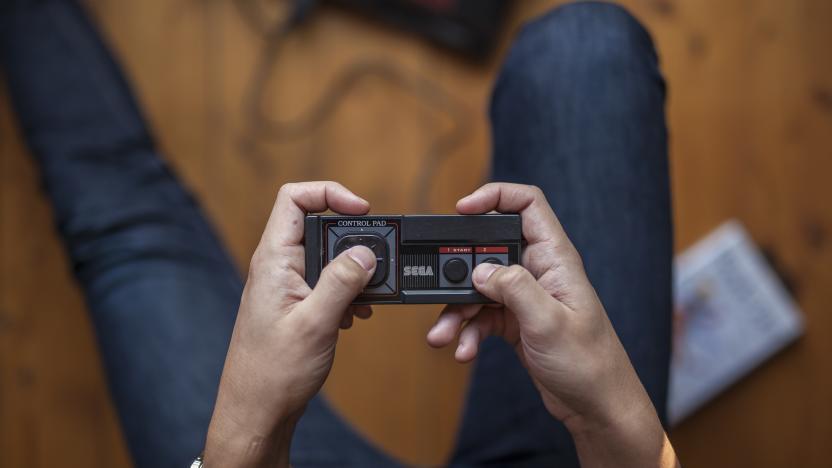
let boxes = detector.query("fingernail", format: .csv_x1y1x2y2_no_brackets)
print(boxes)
347,246,376,271
472,263,499,285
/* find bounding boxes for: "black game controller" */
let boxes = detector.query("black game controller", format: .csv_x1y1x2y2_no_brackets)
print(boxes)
304,214,522,304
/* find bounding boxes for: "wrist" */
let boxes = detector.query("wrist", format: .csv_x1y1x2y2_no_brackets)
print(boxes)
563,378,675,468
204,383,302,468
563,390,670,468
204,409,297,468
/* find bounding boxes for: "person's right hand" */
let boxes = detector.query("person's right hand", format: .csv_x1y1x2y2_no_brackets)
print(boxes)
204,182,377,468
427,183,678,468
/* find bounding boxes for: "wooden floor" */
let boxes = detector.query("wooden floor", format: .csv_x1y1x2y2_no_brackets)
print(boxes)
2,0,831,466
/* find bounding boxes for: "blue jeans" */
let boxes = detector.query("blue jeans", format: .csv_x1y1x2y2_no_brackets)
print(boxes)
0,1,671,467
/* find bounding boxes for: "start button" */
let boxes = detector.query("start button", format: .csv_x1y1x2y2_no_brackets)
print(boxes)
443,258,469,283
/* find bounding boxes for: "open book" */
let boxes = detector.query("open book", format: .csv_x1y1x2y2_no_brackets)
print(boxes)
668,221,804,425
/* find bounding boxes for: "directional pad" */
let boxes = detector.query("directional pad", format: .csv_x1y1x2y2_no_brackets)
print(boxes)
334,234,389,287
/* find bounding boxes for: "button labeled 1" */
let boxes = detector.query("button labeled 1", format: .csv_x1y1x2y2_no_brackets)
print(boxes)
443,258,469,283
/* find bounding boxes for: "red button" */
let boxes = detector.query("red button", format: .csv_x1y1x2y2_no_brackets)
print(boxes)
475,246,509,253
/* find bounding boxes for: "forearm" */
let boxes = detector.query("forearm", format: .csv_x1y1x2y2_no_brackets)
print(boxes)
566,402,679,468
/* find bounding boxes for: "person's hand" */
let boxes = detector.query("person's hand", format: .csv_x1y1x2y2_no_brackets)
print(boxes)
427,183,678,468
204,182,377,468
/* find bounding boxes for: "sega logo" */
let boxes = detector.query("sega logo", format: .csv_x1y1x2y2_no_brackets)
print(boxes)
403,265,434,276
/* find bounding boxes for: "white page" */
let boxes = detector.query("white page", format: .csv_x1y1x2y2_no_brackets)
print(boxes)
668,220,804,425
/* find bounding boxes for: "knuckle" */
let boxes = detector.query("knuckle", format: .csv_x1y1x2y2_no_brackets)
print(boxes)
569,250,588,274
248,247,294,283
278,182,297,196
528,185,546,201
274,183,298,208
247,248,273,281
499,264,531,290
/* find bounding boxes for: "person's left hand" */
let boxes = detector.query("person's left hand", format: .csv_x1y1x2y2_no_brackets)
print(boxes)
204,182,377,468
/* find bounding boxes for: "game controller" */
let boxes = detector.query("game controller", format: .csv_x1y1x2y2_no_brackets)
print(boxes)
304,214,522,304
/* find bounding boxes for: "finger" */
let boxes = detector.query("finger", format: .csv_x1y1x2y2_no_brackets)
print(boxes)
472,263,564,336
455,309,504,362
263,181,369,250
303,246,376,327
456,183,569,247
458,184,591,306
344,305,359,318
340,312,354,330
426,303,482,348
353,305,373,320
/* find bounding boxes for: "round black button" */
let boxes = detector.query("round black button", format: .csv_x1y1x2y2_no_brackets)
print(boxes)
443,258,469,283
482,257,504,265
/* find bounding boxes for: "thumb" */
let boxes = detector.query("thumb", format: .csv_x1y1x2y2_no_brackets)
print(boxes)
303,246,376,325
472,263,563,337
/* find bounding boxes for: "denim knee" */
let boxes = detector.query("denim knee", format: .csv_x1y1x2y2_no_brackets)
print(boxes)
493,1,660,105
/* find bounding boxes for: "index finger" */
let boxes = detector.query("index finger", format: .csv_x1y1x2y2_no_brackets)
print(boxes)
456,182,568,247
262,181,370,250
